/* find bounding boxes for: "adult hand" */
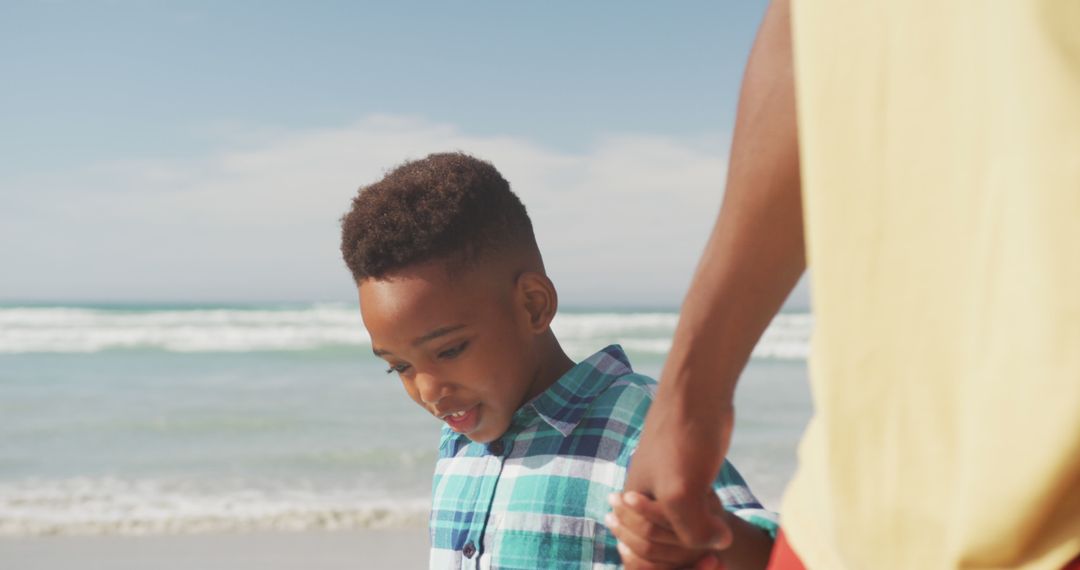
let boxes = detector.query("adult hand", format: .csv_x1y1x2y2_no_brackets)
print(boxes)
624,394,735,550
607,491,721,569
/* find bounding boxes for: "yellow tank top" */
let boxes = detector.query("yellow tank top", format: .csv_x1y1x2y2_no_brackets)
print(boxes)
782,1,1080,568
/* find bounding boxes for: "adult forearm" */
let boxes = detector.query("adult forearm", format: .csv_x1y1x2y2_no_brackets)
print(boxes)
620,1,804,551
659,0,803,407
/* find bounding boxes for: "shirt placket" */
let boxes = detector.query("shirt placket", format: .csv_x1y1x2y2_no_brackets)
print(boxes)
460,437,510,570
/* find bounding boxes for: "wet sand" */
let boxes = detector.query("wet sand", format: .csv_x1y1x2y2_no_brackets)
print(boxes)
0,528,429,570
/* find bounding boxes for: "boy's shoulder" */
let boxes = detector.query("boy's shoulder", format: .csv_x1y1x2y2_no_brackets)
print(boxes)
584,370,657,421
569,362,658,452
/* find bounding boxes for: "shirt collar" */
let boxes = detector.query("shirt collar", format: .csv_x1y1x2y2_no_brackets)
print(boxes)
522,344,633,437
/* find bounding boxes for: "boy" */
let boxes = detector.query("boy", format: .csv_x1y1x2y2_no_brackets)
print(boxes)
339,152,776,569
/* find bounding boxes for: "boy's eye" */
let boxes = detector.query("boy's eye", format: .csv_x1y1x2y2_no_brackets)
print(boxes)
386,363,411,375
438,341,469,360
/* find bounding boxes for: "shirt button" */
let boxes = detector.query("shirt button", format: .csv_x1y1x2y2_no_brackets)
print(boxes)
488,440,504,456
462,541,476,558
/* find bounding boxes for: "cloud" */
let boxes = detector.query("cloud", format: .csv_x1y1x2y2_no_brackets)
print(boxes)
1,115,740,305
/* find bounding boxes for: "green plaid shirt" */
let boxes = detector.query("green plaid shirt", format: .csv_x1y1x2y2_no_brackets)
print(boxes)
429,345,777,569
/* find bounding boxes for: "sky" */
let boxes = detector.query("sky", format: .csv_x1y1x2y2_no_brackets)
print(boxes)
1,0,809,308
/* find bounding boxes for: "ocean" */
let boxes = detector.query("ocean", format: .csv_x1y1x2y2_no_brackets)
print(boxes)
0,303,812,537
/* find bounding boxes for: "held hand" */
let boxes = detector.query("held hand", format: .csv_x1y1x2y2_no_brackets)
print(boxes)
624,392,735,550
607,492,726,570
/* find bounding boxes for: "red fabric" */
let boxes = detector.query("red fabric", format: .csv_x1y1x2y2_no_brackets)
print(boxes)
765,530,806,570
764,530,1078,569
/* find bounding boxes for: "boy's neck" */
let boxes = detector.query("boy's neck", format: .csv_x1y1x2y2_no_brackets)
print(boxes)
524,334,576,403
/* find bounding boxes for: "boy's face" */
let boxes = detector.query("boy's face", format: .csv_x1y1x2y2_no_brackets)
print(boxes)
359,261,541,444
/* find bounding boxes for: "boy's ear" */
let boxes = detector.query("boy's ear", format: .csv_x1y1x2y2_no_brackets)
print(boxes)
516,271,558,334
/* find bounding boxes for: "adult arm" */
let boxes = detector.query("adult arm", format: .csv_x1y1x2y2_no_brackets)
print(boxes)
623,0,804,551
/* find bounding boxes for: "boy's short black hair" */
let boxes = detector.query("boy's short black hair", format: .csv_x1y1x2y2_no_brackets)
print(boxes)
340,152,537,282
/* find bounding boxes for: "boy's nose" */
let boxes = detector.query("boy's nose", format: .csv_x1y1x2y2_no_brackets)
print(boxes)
415,372,450,404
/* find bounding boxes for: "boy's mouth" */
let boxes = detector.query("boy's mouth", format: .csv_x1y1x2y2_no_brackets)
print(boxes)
441,405,480,433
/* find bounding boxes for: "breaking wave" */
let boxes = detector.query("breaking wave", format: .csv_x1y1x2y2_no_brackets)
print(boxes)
0,477,428,537
0,305,811,359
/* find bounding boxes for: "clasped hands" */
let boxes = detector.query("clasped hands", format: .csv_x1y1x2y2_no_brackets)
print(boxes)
607,491,734,570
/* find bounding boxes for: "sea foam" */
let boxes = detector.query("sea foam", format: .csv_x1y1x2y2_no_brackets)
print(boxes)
0,477,429,536
0,305,812,358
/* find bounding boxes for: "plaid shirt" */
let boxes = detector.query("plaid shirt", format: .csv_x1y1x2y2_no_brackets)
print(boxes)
429,345,778,569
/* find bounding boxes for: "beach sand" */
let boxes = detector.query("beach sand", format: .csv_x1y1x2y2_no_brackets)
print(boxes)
0,528,429,570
